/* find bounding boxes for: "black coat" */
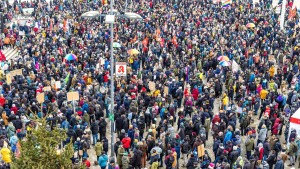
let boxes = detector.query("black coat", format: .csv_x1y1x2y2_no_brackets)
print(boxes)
186,157,196,169
90,122,99,135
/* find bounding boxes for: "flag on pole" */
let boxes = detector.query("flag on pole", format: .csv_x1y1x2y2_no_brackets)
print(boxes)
222,0,232,8
142,37,149,47
288,7,297,20
63,19,67,32
64,72,70,84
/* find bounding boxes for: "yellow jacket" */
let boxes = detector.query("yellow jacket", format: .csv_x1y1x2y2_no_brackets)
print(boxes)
0,147,11,163
1,113,8,126
260,89,268,99
172,152,177,168
222,96,229,105
269,66,275,77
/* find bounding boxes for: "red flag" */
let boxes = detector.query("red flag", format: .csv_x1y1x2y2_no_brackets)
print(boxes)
288,7,297,19
63,19,67,32
142,37,148,47
160,38,164,47
0,51,6,62
172,36,178,47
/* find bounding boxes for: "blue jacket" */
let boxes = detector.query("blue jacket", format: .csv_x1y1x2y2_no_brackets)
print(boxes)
223,130,233,145
98,154,108,167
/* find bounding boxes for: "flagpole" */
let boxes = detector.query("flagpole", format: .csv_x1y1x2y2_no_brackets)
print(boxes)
109,0,115,160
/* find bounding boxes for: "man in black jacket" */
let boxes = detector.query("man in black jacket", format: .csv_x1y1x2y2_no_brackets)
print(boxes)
99,117,107,140
90,119,99,145
12,116,22,130
186,154,196,169
131,146,142,169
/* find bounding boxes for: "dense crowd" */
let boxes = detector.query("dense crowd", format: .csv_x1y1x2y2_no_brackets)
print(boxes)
0,0,299,168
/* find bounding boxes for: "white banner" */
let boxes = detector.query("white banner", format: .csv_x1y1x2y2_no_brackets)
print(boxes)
116,62,127,77
232,60,239,73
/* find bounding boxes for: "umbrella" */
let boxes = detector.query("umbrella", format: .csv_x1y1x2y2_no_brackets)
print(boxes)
113,42,121,48
246,23,255,28
217,56,229,61
219,60,231,66
127,49,139,55
64,54,77,61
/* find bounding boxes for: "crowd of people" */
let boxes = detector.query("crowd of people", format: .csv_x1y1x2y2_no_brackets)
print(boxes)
0,0,299,168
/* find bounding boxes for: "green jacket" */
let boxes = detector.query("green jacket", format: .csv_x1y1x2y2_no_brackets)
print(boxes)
245,138,255,151
94,142,103,156
288,142,298,155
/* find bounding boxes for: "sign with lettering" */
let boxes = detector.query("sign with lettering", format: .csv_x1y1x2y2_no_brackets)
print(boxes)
43,86,51,92
36,92,45,103
10,69,23,76
6,73,12,85
116,62,127,76
67,92,79,101
149,81,155,91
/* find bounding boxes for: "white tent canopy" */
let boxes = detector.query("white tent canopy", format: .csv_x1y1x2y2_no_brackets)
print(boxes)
124,12,143,20
81,11,100,18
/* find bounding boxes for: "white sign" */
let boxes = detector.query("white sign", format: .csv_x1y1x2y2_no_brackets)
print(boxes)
232,60,239,73
55,81,61,89
116,62,127,77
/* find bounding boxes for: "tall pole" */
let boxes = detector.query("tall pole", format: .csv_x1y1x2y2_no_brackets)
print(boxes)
109,0,115,159
125,0,128,12
280,0,287,30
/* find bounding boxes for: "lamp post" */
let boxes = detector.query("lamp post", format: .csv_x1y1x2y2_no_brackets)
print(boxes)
109,0,115,159
81,5,143,160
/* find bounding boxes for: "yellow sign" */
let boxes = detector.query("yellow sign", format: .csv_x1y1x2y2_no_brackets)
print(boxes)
6,74,12,85
164,86,169,97
43,86,51,92
149,81,155,91
67,92,79,101
36,92,45,103
10,69,23,76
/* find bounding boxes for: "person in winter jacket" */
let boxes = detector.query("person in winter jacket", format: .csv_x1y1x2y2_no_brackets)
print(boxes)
131,146,143,169
223,126,233,145
258,143,264,160
151,156,159,169
94,139,103,160
258,125,268,145
121,152,129,169
98,151,108,169
90,119,99,145
121,134,131,153
274,156,284,169
0,145,11,163
266,150,277,169
117,144,125,167
186,154,196,169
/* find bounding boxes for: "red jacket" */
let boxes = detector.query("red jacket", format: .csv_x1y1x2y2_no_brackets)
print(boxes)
122,137,131,149
11,107,18,114
259,147,264,160
0,97,5,107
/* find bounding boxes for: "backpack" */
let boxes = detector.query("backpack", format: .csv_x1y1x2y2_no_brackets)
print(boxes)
292,143,298,153
276,95,283,102
204,117,210,128
166,155,174,166
182,141,190,153
274,142,282,152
